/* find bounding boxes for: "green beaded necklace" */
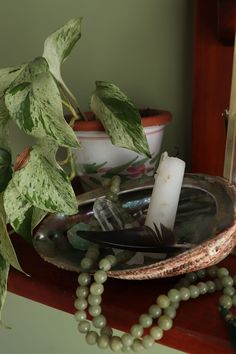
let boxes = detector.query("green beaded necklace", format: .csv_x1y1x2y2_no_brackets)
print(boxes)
74,176,236,352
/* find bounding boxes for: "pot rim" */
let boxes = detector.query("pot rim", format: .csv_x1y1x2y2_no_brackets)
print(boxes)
73,109,172,132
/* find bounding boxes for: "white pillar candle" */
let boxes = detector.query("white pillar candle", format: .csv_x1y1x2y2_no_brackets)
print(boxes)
145,152,185,232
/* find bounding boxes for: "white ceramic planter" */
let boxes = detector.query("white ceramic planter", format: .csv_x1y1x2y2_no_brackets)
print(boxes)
72,110,171,186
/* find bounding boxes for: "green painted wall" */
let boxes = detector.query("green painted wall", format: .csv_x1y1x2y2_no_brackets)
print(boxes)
0,0,194,165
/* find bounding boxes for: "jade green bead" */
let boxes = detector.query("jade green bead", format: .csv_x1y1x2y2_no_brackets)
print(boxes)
78,320,90,333
122,346,131,353
109,336,123,352
206,280,216,293
131,338,144,352
217,267,229,278
90,282,104,296
150,326,163,340
88,244,99,253
142,335,154,349
207,266,218,278
101,177,111,187
100,326,113,337
80,257,93,270
196,269,206,278
223,286,235,297
164,305,176,319
171,302,180,309
97,334,110,349
139,313,152,328
233,275,236,286
99,258,112,271
92,314,107,329
197,282,208,295
88,305,101,317
168,289,180,302
106,255,117,266
88,294,102,306
179,287,190,301
74,298,88,311
178,278,190,288
232,294,236,306
156,294,170,309
76,286,89,298
78,272,91,286
186,272,197,283
130,324,143,338
106,191,118,201
221,276,234,288
112,175,121,184
148,304,161,318
86,249,99,261
74,310,86,322
158,315,173,331
121,333,134,347
94,270,107,284
189,285,200,298
110,185,120,194
85,331,98,345
219,295,233,309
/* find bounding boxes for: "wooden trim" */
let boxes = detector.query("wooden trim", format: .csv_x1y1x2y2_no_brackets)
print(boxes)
192,0,234,176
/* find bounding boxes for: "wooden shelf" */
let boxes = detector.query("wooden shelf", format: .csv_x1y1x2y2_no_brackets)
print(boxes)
8,235,236,354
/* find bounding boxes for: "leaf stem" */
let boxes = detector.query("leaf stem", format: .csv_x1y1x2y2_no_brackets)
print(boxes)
58,149,76,181
59,82,87,121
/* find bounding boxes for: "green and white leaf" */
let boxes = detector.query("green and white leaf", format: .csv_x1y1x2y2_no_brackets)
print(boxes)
90,81,151,158
8,57,49,87
3,180,34,242
4,180,48,241
12,145,78,215
0,192,24,272
0,98,11,151
5,71,79,148
0,253,9,327
31,207,48,230
0,205,24,273
43,18,82,104
0,147,12,193
0,64,25,97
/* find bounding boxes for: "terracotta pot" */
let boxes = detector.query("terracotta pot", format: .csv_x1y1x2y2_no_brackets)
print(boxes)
72,109,171,186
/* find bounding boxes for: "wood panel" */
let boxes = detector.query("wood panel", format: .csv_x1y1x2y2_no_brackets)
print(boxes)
192,0,235,175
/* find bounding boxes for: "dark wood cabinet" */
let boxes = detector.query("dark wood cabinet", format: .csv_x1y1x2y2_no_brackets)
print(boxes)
192,0,236,176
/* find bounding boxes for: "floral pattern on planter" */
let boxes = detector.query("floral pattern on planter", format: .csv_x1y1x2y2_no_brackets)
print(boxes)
78,153,160,190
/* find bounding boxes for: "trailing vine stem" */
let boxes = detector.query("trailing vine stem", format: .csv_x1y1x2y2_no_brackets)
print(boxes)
59,82,87,122
58,148,76,181
62,99,79,126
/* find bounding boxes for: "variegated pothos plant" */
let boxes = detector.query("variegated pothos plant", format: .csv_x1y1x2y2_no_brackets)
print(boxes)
0,18,151,322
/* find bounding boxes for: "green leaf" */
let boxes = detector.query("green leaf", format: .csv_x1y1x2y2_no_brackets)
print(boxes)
43,18,82,103
12,145,78,215
0,98,11,151
0,253,9,327
31,207,48,231
0,147,12,193
4,181,47,241
0,65,25,97
8,57,48,87
5,59,79,148
0,206,24,273
4,180,34,242
90,81,151,158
